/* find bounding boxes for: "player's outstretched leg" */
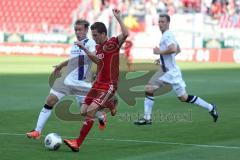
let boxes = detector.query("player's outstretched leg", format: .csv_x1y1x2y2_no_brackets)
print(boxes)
64,103,97,152
26,104,54,139
26,93,59,139
181,94,219,122
209,104,218,122
77,95,108,130
134,91,154,125
64,116,95,152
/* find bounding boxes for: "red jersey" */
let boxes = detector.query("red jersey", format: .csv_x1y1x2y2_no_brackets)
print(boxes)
95,37,120,85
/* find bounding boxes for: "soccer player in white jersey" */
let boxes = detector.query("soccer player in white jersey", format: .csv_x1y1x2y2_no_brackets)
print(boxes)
26,20,106,139
134,13,218,125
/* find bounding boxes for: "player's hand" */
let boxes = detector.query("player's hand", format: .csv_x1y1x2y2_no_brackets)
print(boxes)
53,65,62,77
154,59,160,65
176,44,181,54
74,41,85,49
153,47,161,55
112,8,121,19
91,73,97,83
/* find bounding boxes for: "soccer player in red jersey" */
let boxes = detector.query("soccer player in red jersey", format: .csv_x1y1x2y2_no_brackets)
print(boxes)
63,8,129,152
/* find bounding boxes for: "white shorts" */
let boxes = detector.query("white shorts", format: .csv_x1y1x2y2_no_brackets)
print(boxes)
50,76,92,100
159,67,186,97
148,68,172,95
49,88,65,100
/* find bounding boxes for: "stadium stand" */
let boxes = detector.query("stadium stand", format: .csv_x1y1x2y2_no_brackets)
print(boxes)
0,0,81,33
1,0,239,33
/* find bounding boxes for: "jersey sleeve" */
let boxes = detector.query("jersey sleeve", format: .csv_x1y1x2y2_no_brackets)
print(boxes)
111,37,119,45
86,39,96,54
69,45,76,58
164,33,177,47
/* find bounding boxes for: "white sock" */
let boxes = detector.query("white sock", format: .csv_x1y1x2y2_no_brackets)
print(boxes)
144,96,154,120
75,95,85,104
35,107,52,133
193,97,213,111
95,111,104,120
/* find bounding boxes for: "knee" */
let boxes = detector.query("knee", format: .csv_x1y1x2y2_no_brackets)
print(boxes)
80,104,88,116
46,95,58,107
86,103,99,117
80,111,87,116
145,84,154,94
178,94,188,102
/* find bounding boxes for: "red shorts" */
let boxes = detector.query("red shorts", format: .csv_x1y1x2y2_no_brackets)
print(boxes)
84,82,117,106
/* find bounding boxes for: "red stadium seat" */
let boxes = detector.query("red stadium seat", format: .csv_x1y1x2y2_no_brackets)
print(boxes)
0,0,82,33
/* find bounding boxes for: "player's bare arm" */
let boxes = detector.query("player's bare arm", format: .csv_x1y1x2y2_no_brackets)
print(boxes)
153,43,178,55
112,8,129,46
176,44,181,54
53,60,69,77
74,41,99,64
154,59,160,65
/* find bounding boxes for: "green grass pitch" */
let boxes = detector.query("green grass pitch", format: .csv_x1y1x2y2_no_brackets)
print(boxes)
0,55,240,160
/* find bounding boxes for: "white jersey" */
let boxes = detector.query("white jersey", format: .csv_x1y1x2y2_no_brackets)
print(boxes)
159,30,179,71
64,38,96,87
158,30,186,95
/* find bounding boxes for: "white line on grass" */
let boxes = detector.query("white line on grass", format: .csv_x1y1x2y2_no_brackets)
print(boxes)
0,132,239,150
187,79,240,83
90,138,240,149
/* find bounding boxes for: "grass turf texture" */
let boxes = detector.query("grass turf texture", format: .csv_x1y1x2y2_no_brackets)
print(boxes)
0,55,240,160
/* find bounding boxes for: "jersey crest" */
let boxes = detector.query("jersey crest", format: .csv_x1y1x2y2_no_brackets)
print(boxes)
103,40,119,53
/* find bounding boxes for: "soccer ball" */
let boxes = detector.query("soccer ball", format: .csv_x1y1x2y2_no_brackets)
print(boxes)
44,133,62,150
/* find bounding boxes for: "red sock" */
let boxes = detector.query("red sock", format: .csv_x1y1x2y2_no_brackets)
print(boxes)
76,117,94,147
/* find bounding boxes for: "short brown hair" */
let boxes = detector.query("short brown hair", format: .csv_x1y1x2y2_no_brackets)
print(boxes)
159,13,170,22
90,22,107,35
74,19,90,29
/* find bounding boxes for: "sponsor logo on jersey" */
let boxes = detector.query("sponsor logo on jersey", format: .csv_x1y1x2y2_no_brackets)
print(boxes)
97,53,104,59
